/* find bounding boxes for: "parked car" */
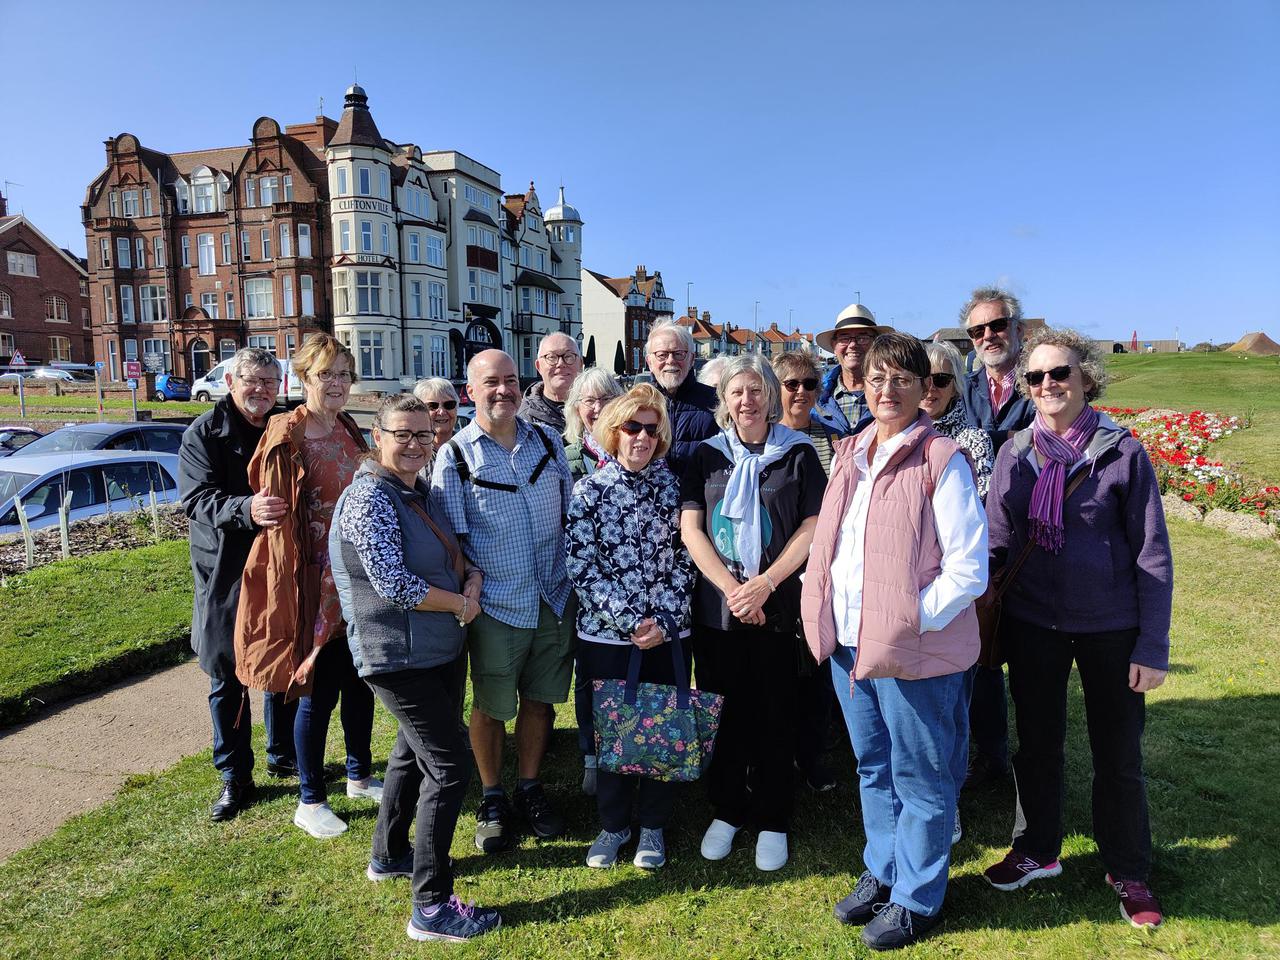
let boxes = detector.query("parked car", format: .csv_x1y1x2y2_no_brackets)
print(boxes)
0,427,42,457
0,371,30,385
11,422,186,457
192,358,304,404
152,374,191,402
0,451,180,533
27,366,98,384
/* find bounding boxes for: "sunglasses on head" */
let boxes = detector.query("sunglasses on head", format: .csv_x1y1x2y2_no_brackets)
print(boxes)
618,420,659,437
781,377,820,392
425,400,457,411
1023,364,1074,387
967,317,1012,340
927,372,955,389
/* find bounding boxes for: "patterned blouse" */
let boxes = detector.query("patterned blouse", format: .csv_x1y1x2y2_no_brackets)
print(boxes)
300,424,363,645
565,458,695,646
931,402,994,499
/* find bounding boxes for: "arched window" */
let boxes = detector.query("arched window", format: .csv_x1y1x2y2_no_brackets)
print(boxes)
44,295,68,322
0,290,11,318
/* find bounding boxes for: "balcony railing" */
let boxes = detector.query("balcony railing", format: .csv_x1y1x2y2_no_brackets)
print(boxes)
511,311,537,334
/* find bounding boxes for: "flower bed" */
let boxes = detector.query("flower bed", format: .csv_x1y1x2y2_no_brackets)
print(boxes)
1097,406,1279,519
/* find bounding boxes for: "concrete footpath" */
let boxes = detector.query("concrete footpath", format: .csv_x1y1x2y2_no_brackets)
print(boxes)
0,659,208,861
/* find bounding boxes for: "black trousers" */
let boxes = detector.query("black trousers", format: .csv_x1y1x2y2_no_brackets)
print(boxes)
1004,616,1152,880
579,639,691,832
968,663,1010,769
366,660,472,908
694,626,798,833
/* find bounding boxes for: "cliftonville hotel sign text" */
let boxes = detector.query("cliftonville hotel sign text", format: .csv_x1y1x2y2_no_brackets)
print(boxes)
333,197,393,215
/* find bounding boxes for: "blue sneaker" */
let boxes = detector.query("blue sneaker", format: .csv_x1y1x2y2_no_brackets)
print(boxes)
366,850,414,881
406,896,502,942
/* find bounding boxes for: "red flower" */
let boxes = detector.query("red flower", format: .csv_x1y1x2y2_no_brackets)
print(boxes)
1183,494,1194,502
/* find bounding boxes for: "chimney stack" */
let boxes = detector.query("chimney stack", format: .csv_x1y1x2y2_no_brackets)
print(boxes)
702,311,711,323
635,265,647,281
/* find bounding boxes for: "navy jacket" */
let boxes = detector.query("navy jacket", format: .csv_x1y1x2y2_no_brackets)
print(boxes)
661,374,718,479
962,367,1035,455
811,365,873,445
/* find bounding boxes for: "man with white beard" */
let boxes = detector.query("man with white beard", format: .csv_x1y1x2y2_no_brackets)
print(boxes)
644,320,717,477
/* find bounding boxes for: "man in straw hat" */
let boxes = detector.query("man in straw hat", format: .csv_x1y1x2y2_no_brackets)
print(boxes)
811,303,895,447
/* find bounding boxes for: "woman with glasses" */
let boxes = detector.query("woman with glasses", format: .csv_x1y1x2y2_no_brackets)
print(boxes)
329,394,500,943
982,328,1171,930
565,384,695,869
681,354,827,873
235,332,381,840
413,377,462,454
773,352,834,475
801,332,987,950
563,368,624,481
920,341,994,498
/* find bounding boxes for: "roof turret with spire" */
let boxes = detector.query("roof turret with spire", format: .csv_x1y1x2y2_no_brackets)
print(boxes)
330,83,385,148
544,185,582,223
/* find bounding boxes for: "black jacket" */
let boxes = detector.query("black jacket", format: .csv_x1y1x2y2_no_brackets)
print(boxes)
178,398,265,679
661,374,718,479
961,367,1036,456
519,381,567,438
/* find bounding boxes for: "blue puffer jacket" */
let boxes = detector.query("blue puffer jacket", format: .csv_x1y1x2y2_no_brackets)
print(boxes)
661,375,718,480
811,365,873,445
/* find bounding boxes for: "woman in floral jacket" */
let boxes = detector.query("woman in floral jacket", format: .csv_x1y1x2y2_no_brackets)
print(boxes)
565,384,695,871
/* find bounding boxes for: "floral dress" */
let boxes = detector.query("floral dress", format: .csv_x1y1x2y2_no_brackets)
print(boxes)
933,401,995,499
300,424,363,646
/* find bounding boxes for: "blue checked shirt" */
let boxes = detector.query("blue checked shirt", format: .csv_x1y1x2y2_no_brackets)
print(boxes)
430,418,574,628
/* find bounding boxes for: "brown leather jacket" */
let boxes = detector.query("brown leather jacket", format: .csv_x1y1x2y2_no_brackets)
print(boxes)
233,405,367,698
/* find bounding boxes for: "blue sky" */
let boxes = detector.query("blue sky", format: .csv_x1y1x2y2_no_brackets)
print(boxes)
3,0,1276,346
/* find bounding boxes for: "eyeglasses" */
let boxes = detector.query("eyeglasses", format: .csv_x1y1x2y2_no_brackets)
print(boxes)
315,369,354,383
649,350,689,363
618,420,660,437
967,317,1012,341
1023,364,1074,387
379,428,435,445
539,351,580,365
927,372,956,389
781,377,820,392
579,396,611,409
866,374,923,392
832,332,876,347
237,375,281,390
424,400,457,411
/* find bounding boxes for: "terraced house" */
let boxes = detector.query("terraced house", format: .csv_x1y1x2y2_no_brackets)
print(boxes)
82,85,583,390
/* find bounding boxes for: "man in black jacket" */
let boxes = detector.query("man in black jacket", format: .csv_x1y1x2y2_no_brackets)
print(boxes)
178,348,293,822
519,332,581,437
645,320,717,478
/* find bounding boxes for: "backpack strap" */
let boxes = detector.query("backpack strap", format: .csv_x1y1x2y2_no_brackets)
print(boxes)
526,422,558,486
448,437,519,492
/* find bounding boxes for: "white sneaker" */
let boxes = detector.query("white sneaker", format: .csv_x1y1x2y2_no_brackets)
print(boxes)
294,801,348,839
755,830,789,871
346,777,384,802
700,819,740,861
952,810,963,846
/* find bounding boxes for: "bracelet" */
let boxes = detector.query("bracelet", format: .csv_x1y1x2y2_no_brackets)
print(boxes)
764,573,777,593
456,596,469,625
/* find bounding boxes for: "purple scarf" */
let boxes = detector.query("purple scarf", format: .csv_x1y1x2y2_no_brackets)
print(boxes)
1028,405,1099,553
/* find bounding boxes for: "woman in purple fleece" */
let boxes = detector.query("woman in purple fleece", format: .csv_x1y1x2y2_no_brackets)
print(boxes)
982,328,1172,930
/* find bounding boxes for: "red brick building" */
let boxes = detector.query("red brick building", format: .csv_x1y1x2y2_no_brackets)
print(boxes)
0,193,92,366
81,116,334,381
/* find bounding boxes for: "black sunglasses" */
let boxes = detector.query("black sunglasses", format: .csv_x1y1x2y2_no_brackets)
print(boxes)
1023,364,1074,387
927,372,955,389
967,317,1012,340
618,420,660,437
425,400,457,411
781,377,820,392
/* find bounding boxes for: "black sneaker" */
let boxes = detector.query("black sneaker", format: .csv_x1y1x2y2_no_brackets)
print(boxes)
962,753,1009,791
861,902,941,951
513,783,566,839
266,758,298,778
367,850,415,881
834,870,891,925
796,758,838,793
406,896,501,942
474,794,514,853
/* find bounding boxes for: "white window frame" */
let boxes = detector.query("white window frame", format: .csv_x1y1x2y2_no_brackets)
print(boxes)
260,228,272,261
279,224,292,259
300,274,314,316
221,232,232,264
411,334,426,378
48,335,72,362
336,167,348,196
119,285,135,323
358,167,371,196
408,233,420,263
259,176,278,206
116,238,131,269
135,238,146,270
244,278,274,319
339,221,351,253
44,295,69,323
247,334,277,355
153,237,165,267
425,236,444,267
297,223,312,258
358,329,384,379
99,238,111,269
356,271,381,315
428,281,444,320
142,188,153,216
240,231,251,260
200,292,219,319
197,234,215,275
282,276,295,317
430,334,448,377
122,190,138,217
360,220,372,253
139,285,167,325
180,236,190,268
283,175,293,201
408,280,422,318
380,222,389,255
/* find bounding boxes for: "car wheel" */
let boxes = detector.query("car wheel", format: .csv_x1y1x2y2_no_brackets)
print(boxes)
152,392,166,402
194,390,210,401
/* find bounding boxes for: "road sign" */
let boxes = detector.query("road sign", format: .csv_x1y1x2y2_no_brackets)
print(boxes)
124,360,143,379
127,379,138,391
9,350,26,367
95,360,105,370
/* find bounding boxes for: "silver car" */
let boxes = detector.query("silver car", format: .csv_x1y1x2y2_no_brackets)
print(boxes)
0,451,180,533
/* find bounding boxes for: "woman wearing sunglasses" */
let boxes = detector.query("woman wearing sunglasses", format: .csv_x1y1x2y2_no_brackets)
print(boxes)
681,354,827,872
773,352,835,476
564,384,695,869
982,328,1171,930
920,341,994,498
329,394,499,942
413,378,462,456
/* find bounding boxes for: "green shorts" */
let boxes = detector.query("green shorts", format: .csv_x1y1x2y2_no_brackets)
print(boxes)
466,601,575,722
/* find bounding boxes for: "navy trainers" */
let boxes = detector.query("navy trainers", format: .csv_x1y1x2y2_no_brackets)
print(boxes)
861,901,942,950
366,850,414,881
834,870,891,925
406,896,502,942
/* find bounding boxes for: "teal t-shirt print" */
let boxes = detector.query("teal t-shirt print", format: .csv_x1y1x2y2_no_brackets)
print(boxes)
709,497,773,564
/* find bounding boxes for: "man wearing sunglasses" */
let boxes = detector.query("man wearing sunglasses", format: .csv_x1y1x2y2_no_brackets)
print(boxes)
957,286,1036,792
521,332,581,437
812,303,893,445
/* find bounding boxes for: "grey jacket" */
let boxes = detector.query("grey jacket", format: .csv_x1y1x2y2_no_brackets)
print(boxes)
330,461,465,677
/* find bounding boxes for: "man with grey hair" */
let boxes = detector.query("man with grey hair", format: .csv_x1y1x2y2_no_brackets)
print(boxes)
645,320,716,477
180,347,295,822
520,331,581,436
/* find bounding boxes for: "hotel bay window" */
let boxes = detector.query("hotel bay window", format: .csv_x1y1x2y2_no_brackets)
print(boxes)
468,269,499,306
336,328,387,380
334,270,385,316
425,235,444,267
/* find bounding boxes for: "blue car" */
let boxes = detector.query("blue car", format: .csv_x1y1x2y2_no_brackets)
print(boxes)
152,374,191,402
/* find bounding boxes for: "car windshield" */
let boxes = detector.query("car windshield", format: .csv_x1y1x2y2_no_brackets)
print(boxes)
0,469,36,502
16,430,114,454
0,431,38,451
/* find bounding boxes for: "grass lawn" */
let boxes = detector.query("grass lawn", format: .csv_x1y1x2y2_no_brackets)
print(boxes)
1104,351,1280,482
0,518,1276,958
0,392,211,422
0,540,193,726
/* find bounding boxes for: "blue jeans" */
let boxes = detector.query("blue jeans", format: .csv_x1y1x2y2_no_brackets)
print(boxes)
833,646,968,917
208,675,296,784
295,638,375,804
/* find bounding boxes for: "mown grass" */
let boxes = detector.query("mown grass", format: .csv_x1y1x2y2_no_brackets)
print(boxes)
0,540,193,725
0,392,212,419
0,519,1276,958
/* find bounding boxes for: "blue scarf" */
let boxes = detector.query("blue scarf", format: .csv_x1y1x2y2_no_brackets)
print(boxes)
706,423,813,577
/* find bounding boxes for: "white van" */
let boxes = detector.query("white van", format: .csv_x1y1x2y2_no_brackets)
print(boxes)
192,358,304,404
